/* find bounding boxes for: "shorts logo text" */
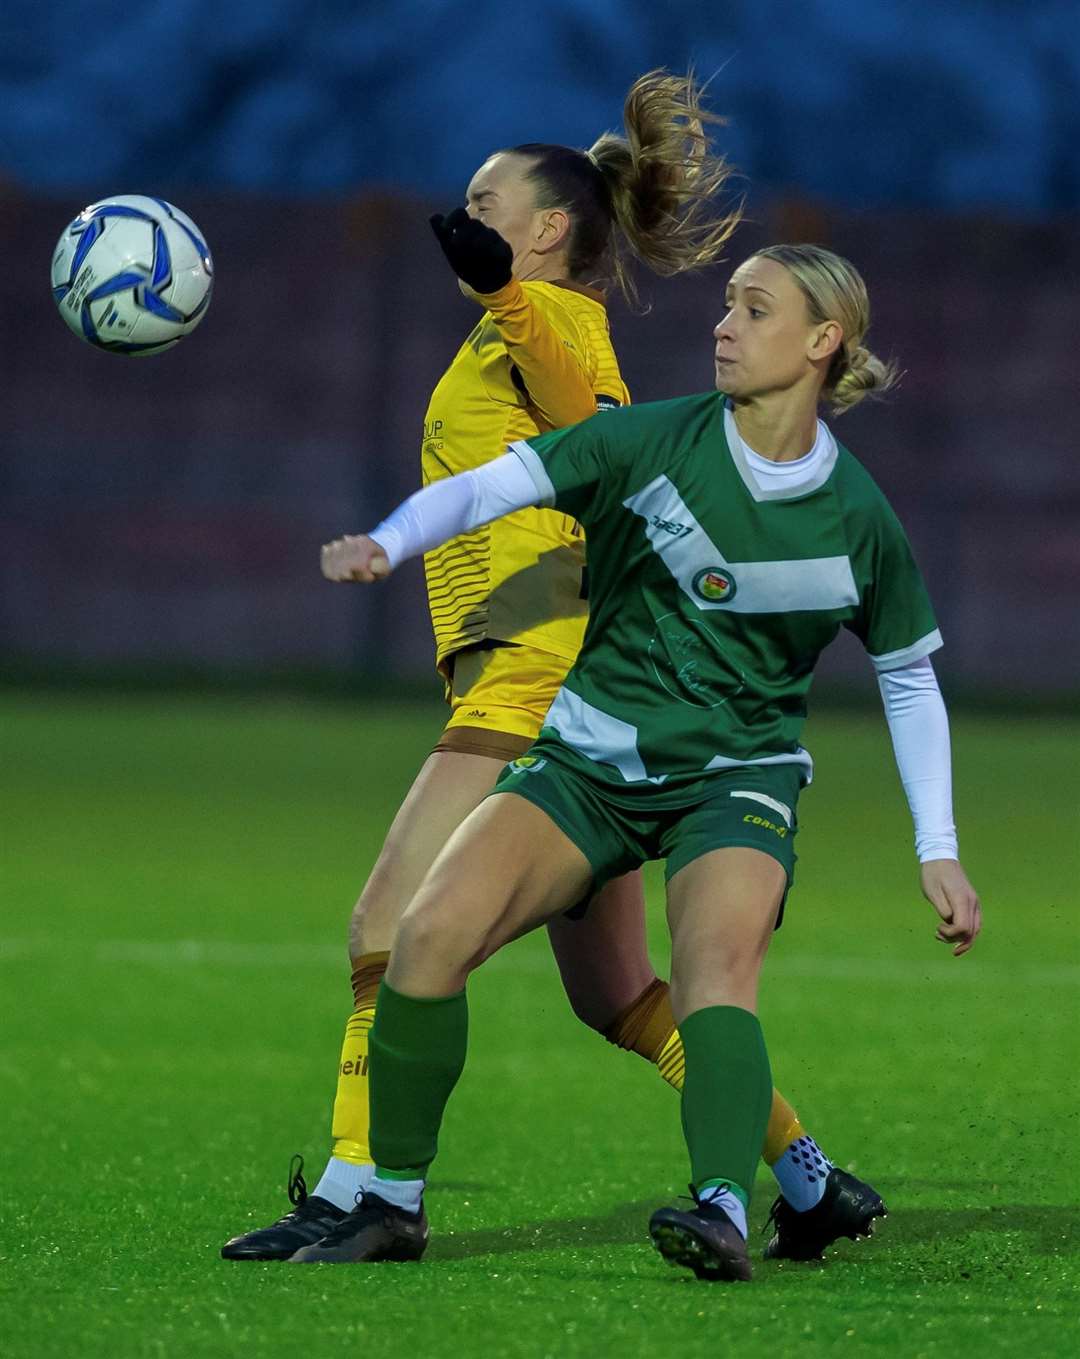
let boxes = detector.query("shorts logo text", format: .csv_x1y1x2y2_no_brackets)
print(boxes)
743,812,787,838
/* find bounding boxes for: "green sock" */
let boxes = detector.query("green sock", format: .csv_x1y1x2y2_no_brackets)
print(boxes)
368,979,469,1177
679,1005,772,1206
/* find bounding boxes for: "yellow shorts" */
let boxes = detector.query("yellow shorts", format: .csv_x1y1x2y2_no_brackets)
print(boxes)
434,642,572,762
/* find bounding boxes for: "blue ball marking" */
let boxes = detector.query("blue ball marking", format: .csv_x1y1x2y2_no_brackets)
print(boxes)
137,287,184,322
150,225,172,289
149,196,211,263
86,270,147,302
83,204,158,222
69,216,104,278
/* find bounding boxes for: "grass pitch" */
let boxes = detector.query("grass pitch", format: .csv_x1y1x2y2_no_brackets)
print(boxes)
1,693,1077,1358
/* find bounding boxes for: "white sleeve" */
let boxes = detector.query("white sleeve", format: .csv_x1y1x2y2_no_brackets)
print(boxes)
367,451,542,568
878,656,959,863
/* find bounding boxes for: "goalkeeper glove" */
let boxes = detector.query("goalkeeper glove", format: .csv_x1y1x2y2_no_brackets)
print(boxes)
430,207,514,294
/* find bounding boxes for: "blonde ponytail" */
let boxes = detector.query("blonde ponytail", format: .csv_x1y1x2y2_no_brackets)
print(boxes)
510,69,741,306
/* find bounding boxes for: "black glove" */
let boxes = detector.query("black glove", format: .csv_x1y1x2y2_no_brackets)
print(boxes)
429,207,514,294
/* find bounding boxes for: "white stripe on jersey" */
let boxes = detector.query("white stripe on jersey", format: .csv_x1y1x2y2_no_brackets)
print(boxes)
544,687,667,785
622,475,859,614
869,629,944,673
545,685,813,785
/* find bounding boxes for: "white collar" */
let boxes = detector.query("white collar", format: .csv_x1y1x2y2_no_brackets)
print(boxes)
723,399,838,502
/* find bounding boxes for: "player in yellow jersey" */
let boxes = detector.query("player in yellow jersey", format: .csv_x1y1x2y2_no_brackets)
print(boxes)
222,71,885,1264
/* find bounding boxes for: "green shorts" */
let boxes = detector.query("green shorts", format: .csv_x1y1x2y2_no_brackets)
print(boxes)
491,755,802,923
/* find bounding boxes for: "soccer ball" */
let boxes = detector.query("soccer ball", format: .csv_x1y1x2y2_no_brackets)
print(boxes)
51,195,213,355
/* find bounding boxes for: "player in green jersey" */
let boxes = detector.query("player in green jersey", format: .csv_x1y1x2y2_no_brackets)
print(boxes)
312,243,982,1281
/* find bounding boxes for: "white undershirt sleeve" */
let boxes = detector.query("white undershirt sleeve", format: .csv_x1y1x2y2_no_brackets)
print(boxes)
367,451,543,568
877,656,959,862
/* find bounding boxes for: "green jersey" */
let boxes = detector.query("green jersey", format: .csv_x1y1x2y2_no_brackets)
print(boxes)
510,391,941,806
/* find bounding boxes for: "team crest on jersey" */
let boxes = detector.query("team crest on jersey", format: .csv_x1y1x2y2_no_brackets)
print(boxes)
692,567,737,603
508,755,547,774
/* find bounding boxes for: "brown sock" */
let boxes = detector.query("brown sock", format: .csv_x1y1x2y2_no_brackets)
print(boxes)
602,978,685,1087
350,950,391,1009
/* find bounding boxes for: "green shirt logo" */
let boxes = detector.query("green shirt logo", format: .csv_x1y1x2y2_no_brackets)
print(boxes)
692,567,737,603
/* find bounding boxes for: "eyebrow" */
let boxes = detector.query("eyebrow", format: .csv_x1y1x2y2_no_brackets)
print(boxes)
469,189,497,201
732,284,775,299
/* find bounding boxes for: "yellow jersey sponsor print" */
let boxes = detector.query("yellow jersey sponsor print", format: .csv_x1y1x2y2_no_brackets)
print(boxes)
422,278,629,674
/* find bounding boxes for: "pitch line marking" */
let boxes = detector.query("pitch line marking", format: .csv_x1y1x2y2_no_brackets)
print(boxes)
0,936,1077,987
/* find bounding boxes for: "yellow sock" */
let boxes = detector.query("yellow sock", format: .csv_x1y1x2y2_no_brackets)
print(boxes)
762,1090,806,1165
602,979,806,1164
330,951,390,1165
654,1027,686,1089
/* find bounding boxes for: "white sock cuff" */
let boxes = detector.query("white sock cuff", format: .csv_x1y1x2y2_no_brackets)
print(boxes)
697,1186,748,1239
370,1174,425,1215
311,1156,374,1212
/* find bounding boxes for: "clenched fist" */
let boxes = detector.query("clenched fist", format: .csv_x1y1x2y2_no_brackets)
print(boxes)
920,858,982,956
320,534,391,583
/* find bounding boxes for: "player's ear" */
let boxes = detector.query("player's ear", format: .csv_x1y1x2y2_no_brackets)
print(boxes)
808,319,843,364
534,208,571,254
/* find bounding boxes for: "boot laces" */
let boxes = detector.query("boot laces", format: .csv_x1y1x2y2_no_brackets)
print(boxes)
762,1195,785,1235
287,1154,308,1208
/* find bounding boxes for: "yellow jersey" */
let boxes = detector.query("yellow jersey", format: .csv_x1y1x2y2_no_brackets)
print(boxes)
421,278,629,673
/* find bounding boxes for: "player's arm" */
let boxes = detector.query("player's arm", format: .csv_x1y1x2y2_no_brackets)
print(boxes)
876,656,982,956
430,209,598,426
321,452,544,582
322,412,624,581
852,504,982,955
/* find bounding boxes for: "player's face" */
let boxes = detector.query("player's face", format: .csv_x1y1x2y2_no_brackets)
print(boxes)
463,153,556,282
713,257,840,400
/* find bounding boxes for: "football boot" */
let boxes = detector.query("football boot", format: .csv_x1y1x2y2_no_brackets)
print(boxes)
221,1155,348,1261
649,1190,753,1282
288,1191,429,1263
763,1166,887,1261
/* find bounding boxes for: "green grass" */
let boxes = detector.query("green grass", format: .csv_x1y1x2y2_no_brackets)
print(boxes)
1,694,1077,1357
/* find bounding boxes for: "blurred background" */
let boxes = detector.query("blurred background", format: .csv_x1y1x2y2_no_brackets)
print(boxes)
1,0,1077,700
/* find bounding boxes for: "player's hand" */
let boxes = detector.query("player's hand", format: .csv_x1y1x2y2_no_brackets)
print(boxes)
320,534,391,583
920,859,982,956
430,207,514,294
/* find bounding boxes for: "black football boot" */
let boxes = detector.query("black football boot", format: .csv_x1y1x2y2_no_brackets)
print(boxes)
763,1166,887,1261
288,1190,429,1263
649,1190,753,1282
221,1156,348,1261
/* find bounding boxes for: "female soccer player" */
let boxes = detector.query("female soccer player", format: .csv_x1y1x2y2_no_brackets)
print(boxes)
307,243,982,1281
223,75,879,1264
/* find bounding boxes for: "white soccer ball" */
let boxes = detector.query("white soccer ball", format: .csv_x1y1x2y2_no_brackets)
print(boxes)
50,195,213,355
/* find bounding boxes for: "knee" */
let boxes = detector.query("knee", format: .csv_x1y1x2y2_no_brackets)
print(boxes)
388,899,485,996
347,851,410,957
348,883,393,958
670,955,762,1020
347,896,370,958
